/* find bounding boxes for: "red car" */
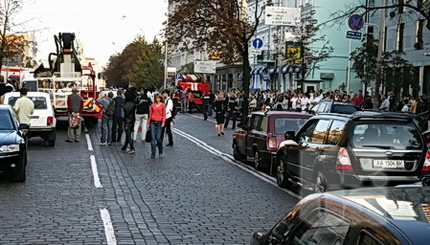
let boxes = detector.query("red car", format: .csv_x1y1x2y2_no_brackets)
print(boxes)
232,111,311,173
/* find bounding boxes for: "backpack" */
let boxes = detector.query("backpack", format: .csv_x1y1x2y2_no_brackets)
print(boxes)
105,100,115,116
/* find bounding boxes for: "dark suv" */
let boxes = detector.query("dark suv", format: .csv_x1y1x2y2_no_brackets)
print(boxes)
276,111,430,192
232,111,311,172
310,100,360,115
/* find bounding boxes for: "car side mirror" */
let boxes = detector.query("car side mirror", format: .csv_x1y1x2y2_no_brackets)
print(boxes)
284,131,295,140
18,123,30,130
250,231,269,245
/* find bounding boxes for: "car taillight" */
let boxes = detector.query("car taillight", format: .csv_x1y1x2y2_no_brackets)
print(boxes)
267,137,277,150
47,117,54,126
423,151,430,172
336,147,353,170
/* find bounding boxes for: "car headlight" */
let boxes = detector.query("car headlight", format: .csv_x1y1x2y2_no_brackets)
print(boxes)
0,144,20,153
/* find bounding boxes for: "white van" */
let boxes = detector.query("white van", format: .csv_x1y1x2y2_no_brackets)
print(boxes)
4,92,57,146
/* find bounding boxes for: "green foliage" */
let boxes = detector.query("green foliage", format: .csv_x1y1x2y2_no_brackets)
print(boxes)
351,35,378,86
290,12,333,80
351,37,419,95
104,36,164,89
383,51,419,95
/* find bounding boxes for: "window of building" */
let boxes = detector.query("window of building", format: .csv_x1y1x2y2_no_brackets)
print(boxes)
416,19,424,50
396,23,404,52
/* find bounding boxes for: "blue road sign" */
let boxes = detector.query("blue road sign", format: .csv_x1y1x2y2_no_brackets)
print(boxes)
346,31,362,40
252,38,264,49
348,14,364,31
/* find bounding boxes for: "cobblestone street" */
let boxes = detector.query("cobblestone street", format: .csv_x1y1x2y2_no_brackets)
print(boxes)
0,114,299,244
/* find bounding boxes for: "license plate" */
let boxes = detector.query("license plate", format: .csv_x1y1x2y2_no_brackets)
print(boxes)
373,160,405,169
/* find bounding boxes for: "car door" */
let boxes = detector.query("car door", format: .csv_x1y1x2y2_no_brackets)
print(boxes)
235,115,251,155
300,119,332,184
246,114,263,156
285,119,319,182
245,114,259,156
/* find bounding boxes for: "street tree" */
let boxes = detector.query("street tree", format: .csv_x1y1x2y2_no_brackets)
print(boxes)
104,36,164,89
0,0,32,71
288,11,333,82
351,35,378,93
383,51,419,97
164,0,270,110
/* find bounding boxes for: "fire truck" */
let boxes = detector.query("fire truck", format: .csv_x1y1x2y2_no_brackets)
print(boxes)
177,74,210,107
33,33,102,123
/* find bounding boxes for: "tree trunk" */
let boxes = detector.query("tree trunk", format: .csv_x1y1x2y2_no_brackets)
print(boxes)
241,37,251,123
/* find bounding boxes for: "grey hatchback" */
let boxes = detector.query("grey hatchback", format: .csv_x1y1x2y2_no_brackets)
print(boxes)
276,111,429,192
251,185,430,245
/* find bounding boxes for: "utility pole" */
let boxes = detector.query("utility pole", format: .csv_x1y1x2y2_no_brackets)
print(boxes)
375,0,386,100
163,0,169,89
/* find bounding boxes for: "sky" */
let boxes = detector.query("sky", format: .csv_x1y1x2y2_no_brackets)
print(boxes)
15,0,168,67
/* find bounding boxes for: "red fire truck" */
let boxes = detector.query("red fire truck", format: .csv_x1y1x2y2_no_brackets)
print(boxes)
177,74,210,108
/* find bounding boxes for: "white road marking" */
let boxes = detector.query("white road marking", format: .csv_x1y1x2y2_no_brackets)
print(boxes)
86,134,93,152
100,208,117,245
173,128,301,199
90,155,102,188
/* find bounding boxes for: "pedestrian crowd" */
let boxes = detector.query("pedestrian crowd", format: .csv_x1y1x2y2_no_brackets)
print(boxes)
71,87,176,159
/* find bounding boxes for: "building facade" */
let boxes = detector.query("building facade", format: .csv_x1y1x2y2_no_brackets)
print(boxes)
368,0,430,96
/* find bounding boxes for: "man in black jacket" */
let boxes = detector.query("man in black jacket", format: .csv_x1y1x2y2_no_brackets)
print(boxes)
224,91,238,129
133,89,151,142
121,90,136,154
111,90,125,144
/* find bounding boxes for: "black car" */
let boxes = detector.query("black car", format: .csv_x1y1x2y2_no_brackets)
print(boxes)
0,105,29,182
251,185,430,245
310,99,360,115
276,111,429,192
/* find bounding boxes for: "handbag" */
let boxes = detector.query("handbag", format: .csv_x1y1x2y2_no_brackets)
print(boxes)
145,126,152,142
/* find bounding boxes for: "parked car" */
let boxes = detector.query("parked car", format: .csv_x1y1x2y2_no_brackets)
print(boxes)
232,111,311,172
0,105,29,182
310,99,360,115
4,92,57,146
275,111,429,192
251,185,430,245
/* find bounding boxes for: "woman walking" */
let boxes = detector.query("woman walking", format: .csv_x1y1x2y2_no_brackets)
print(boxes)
213,93,226,136
147,94,166,158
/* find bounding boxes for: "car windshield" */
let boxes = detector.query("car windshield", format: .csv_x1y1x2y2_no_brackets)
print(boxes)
351,123,422,150
8,96,48,110
0,110,14,130
274,117,309,134
332,104,358,114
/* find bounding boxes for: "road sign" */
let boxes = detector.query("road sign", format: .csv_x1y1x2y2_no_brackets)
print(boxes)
194,61,217,74
252,38,264,49
348,14,364,31
250,49,262,55
265,7,301,26
346,31,362,40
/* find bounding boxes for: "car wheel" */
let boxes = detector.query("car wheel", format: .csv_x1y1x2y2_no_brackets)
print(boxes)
12,151,26,182
277,157,291,188
233,142,245,161
314,171,328,193
253,151,262,170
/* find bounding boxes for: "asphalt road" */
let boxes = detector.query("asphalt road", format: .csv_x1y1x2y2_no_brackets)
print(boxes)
0,113,299,244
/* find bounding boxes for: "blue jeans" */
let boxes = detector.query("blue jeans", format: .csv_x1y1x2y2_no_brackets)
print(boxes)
150,121,163,156
100,116,113,143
